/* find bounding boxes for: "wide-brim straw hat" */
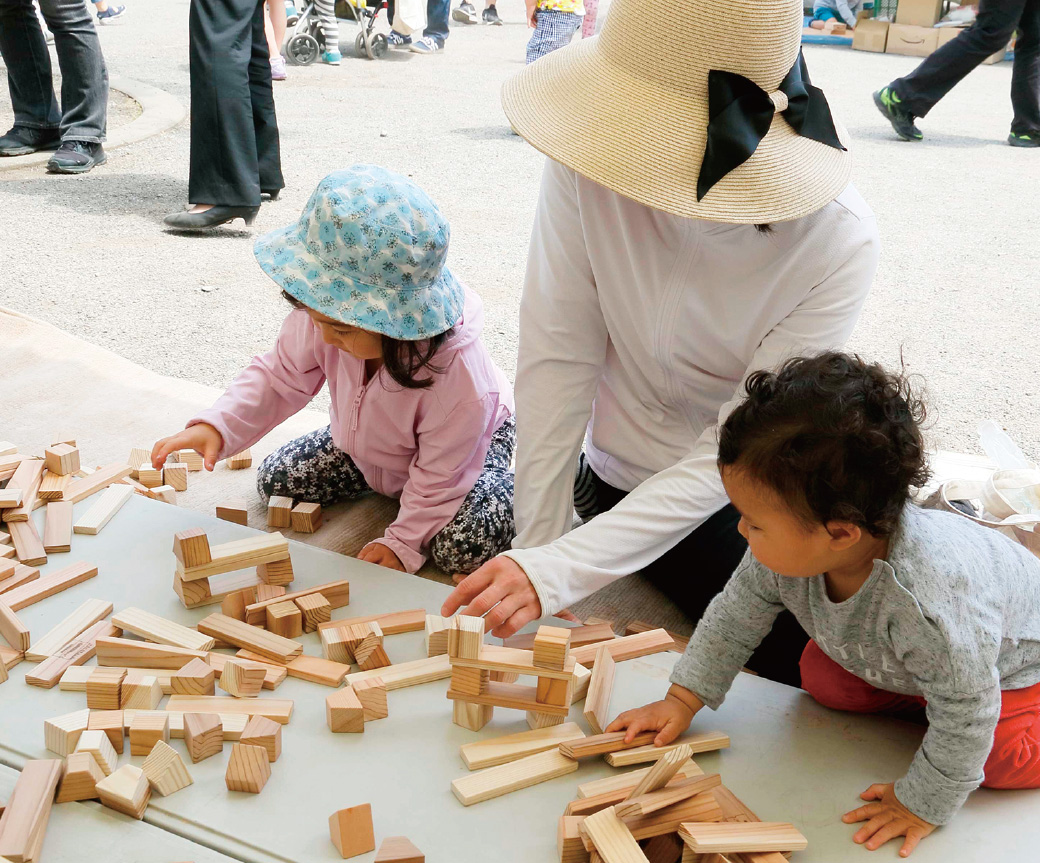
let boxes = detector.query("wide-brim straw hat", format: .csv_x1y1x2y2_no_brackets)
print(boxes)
502,0,852,224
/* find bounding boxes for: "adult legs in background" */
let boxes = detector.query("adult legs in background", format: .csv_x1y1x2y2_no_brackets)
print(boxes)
256,426,371,504
1010,0,1040,135
248,0,284,194
0,0,62,152
525,9,582,64
430,418,517,575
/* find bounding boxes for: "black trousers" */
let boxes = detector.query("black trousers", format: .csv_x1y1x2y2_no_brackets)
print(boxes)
894,0,1040,134
589,470,809,688
188,0,284,206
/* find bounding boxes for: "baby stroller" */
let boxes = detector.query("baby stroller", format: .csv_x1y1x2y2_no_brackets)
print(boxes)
284,0,389,63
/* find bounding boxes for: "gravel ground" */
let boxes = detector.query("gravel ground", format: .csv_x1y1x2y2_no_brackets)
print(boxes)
0,8,1037,461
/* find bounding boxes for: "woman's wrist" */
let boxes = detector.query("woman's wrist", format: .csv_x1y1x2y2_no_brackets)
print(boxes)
666,684,704,715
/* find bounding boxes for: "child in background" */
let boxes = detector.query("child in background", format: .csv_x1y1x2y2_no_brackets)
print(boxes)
265,1,288,80
609,353,1040,858
525,0,584,64
810,0,868,30
152,165,516,575
93,0,127,23
314,0,341,63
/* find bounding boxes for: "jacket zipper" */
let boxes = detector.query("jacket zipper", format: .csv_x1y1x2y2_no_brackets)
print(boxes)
347,362,366,453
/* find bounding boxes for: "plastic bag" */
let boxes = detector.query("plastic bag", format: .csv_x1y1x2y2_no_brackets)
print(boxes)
393,0,426,36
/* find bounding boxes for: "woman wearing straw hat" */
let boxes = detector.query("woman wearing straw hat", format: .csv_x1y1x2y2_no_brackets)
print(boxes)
443,0,881,686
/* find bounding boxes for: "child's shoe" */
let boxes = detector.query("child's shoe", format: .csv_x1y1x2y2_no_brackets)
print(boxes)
1008,131,1040,148
387,30,412,48
482,3,502,23
285,0,299,24
270,55,288,80
96,4,126,22
452,1,478,22
873,86,923,142
322,49,343,64
409,36,441,53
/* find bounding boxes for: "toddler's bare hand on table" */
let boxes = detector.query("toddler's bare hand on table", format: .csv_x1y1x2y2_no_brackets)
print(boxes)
358,542,406,571
151,423,223,471
843,782,935,857
606,685,702,746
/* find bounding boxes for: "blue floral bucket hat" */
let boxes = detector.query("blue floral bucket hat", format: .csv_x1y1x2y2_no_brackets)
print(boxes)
254,165,465,341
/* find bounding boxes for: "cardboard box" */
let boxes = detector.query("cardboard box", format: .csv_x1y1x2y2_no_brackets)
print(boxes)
886,23,940,56
936,26,1011,63
853,18,890,52
895,0,943,27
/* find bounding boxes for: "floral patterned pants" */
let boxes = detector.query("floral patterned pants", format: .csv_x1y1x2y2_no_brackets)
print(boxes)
256,418,517,574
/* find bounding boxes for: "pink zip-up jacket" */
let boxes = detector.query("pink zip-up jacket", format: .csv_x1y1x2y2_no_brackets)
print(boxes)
189,288,514,572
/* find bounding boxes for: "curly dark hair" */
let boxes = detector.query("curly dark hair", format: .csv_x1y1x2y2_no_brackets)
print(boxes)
717,352,930,537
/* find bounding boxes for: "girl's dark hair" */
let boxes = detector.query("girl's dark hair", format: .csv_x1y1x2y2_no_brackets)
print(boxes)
754,224,773,234
717,352,929,536
282,290,451,389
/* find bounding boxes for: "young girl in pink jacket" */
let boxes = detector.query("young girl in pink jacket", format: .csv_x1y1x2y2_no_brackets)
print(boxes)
153,165,515,574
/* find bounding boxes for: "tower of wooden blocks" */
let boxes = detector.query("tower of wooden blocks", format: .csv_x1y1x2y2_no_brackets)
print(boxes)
447,621,575,732
172,527,293,608
329,804,375,859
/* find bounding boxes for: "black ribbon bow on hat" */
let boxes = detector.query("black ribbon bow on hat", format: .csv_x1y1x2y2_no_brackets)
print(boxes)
697,52,846,202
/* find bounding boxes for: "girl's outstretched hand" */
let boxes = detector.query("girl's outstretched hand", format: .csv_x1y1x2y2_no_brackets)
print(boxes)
605,685,703,746
843,783,935,857
151,423,223,471
358,542,406,571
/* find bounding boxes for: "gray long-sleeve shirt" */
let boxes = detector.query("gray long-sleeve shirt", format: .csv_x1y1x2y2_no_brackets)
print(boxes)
671,504,1040,825
813,0,867,28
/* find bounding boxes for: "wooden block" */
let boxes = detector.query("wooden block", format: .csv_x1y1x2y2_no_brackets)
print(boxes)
572,662,592,704
0,544,15,559
346,654,450,690
460,722,586,770
425,614,450,656
580,794,723,847
558,816,590,863
453,699,494,731
353,676,388,721
24,621,117,689
0,488,23,509
321,626,353,664
151,485,177,504
41,501,73,553
127,447,151,479
240,715,282,762
0,655,7,683
96,764,151,820
178,534,290,583
44,444,79,477
236,649,346,687
63,463,132,504
537,677,574,709
184,712,224,762
174,568,263,610
0,441,16,456
0,758,63,863
605,732,730,767
256,557,295,586
216,500,248,526
0,560,36,594
567,764,706,816
88,710,125,754
533,625,572,671
163,463,189,491
246,579,349,625
174,449,204,471
451,666,490,697
615,774,721,820
226,450,252,470
266,600,303,639
170,657,216,695
75,728,119,776
220,659,266,698
317,608,425,636
329,804,375,859
571,630,674,668
677,823,807,854
197,612,302,662
353,623,391,671
326,687,365,732
226,743,270,793
141,740,193,796
580,806,649,863
637,834,683,863
172,528,211,568
73,484,134,535
267,495,294,528
624,621,688,654
208,652,287,690
87,666,126,710
452,644,576,681
290,501,322,533
38,470,70,502
562,731,656,761
166,695,294,724
221,585,259,620
527,710,567,730
584,645,616,734
255,583,286,603
122,675,163,710
96,636,206,669
0,601,30,652
626,744,694,799
128,710,170,756
447,680,570,716
2,459,45,522
7,520,46,567
44,708,90,756
451,748,579,806
56,752,105,803
448,615,484,660
2,561,98,611
296,592,331,632
112,606,215,651
375,836,424,863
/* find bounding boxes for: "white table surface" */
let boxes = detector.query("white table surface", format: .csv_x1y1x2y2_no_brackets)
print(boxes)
1,495,1037,863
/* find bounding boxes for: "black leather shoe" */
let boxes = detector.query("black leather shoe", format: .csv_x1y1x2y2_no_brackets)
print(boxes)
0,125,61,156
47,140,107,173
163,205,260,229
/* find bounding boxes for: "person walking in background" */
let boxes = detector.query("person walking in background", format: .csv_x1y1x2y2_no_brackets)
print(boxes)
92,0,126,22
264,0,288,78
0,0,110,172
874,0,1039,147
525,0,583,63
164,0,284,230
386,0,451,53
452,0,502,25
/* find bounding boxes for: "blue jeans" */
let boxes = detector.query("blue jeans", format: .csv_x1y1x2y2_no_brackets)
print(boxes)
0,0,109,142
386,0,450,45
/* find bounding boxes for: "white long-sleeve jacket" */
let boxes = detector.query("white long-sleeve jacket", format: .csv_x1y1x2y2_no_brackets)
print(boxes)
503,158,880,616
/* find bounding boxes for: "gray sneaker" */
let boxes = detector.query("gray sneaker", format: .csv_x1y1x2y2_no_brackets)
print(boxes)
46,140,107,174
0,125,60,156
452,1,478,22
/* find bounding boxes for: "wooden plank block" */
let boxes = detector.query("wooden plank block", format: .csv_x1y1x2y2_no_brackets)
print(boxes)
24,621,119,688
196,612,303,662
584,645,616,735
0,642,25,671
626,744,694,799
215,500,248,526
7,519,46,567
425,614,450,656
505,622,616,650
677,823,807,854
452,644,576,681
37,471,69,503
245,579,350,626
175,568,262,610
614,774,722,819
0,488,23,509
0,562,38,594
2,561,97,611
566,763,706,815
446,679,570,716
73,484,133,535
317,607,425,635
0,441,17,456
42,501,73,553
624,621,689,654
0,544,15,559
0,601,30,652
25,598,112,660
451,749,579,806
111,606,215,651
571,630,674,668
236,649,348,687
208,652,287,690
225,450,252,470
177,533,290,582
584,793,724,846
346,654,450,691
605,732,731,767
533,625,572,671
448,615,484,660
63,463,133,505
165,695,294,724
460,722,586,770
561,731,657,760
96,636,205,669
0,758,63,863
2,458,45,523
580,807,649,863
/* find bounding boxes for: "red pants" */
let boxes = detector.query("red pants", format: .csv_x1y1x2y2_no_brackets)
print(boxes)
800,640,1040,790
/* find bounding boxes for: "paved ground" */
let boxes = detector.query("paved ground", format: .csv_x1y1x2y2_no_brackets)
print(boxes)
0,6,1037,461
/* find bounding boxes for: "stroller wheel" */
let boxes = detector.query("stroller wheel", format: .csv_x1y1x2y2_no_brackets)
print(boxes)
370,33,389,58
354,31,368,57
287,33,320,65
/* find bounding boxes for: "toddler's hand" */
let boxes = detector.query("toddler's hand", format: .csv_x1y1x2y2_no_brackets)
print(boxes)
606,685,703,746
358,542,406,571
525,0,537,27
843,782,936,857
151,424,223,471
